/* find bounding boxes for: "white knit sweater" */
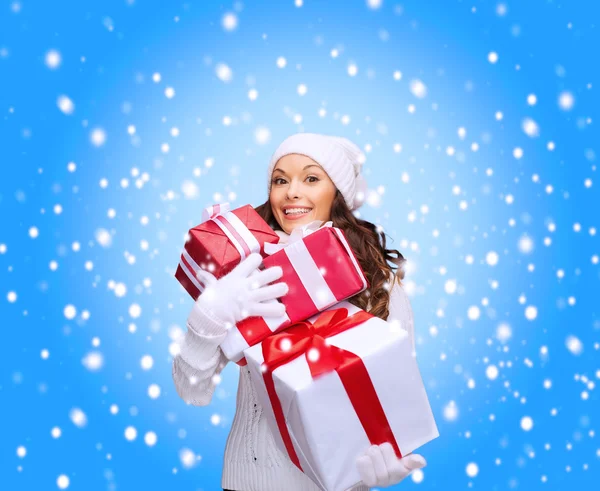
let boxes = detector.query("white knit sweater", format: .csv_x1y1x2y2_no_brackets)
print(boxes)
172,269,415,491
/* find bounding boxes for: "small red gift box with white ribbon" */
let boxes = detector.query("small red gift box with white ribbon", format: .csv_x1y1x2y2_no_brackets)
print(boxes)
175,203,279,300
219,221,368,365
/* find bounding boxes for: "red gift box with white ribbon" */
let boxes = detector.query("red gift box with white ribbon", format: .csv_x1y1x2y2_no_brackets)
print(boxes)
175,203,279,300
243,301,439,491
219,221,368,365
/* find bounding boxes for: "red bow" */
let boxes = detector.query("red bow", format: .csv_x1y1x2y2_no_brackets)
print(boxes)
260,308,402,471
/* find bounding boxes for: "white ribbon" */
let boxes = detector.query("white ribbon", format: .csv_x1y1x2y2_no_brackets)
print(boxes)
284,238,338,310
179,249,206,295
264,220,333,255
201,202,261,260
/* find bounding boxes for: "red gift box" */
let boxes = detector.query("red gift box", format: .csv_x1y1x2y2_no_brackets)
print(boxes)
219,222,369,366
175,203,279,300
261,223,368,323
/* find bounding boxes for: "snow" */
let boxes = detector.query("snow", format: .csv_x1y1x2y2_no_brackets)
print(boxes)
4,2,598,489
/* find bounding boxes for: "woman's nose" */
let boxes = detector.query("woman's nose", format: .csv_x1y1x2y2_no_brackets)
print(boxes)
286,180,301,200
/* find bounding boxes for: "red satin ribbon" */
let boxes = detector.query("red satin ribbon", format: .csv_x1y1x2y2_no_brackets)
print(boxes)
260,308,403,472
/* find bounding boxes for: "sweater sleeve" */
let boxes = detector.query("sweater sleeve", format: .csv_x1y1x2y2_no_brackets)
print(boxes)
172,302,231,406
387,280,416,353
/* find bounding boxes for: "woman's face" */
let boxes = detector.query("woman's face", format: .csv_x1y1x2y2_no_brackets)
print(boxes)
269,153,337,234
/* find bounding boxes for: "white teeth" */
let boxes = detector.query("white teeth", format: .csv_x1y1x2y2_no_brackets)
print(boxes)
284,208,312,215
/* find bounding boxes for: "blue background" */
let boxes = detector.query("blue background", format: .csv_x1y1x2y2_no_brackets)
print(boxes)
1,0,599,489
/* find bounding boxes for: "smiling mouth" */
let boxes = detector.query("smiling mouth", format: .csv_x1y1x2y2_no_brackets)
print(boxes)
283,207,313,216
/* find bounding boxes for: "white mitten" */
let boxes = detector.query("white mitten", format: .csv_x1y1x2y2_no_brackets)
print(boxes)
194,252,288,329
356,443,426,488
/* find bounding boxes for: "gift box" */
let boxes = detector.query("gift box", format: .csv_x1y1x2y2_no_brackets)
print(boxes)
244,301,439,491
219,221,368,366
262,222,368,322
175,203,279,300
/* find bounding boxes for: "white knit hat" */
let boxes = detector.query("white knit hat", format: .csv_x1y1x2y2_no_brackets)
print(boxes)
267,133,368,210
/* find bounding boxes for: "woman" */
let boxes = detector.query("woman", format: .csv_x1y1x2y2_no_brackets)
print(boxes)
172,133,427,491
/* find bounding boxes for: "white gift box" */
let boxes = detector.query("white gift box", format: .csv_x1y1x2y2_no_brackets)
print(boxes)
244,301,439,491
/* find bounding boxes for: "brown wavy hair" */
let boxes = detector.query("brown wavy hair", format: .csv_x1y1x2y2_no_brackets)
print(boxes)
254,190,406,320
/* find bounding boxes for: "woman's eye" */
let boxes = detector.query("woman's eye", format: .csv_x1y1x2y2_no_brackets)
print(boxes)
272,176,318,185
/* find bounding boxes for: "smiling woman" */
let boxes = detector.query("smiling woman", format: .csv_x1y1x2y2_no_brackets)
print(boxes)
255,133,406,321
173,133,422,491
269,154,338,233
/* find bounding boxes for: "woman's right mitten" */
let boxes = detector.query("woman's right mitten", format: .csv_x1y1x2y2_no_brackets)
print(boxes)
194,252,288,329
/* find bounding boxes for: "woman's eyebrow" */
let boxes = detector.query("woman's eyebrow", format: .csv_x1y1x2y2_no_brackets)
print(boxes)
273,164,321,175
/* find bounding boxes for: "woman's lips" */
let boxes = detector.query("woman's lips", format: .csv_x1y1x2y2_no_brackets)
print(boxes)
282,210,312,220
